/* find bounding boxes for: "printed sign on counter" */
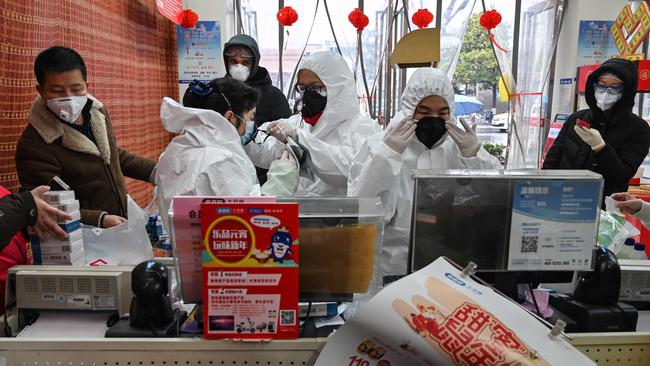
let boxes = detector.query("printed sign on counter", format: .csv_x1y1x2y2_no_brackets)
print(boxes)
508,180,600,271
172,196,275,303
201,202,299,339
315,257,595,365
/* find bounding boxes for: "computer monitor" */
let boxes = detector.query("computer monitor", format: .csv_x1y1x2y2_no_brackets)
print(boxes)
408,169,602,297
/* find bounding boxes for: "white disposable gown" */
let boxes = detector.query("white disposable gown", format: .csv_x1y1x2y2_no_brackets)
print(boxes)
154,97,261,229
348,68,502,277
245,51,382,197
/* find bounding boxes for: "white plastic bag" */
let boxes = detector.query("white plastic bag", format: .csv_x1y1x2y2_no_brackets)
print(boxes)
597,209,640,255
82,195,153,265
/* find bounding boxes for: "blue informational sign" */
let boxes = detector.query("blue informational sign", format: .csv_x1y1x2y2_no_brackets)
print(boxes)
508,179,601,270
177,21,221,84
576,20,620,67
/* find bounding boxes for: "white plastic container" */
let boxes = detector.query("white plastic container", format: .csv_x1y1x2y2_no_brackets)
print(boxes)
618,238,637,259
630,243,648,260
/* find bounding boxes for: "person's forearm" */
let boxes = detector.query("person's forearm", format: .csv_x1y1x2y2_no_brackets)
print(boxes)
0,191,36,249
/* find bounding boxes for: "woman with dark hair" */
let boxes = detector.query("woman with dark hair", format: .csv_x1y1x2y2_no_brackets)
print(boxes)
154,78,298,229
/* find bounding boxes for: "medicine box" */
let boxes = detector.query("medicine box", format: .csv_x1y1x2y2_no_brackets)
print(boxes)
53,200,80,213
43,190,75,204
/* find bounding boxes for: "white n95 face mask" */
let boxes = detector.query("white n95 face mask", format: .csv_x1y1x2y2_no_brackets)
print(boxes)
594,90,622,111
229,64,251,82
46,95,88,123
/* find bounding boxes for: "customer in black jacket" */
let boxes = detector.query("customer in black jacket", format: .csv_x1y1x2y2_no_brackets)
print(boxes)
223,34,292,127
543,58,650,198
223,34,292,184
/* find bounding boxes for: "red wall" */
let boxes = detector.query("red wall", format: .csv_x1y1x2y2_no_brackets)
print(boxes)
0,0,178,205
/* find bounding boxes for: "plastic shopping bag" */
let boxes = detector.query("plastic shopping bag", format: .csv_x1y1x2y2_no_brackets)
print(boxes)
82,195,154,265
597,209,640,255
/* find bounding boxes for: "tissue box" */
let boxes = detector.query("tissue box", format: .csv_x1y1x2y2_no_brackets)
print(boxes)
38,239,84,255
43,190,75,204
57,210,81,224
52,200,80,213
40,250,85,265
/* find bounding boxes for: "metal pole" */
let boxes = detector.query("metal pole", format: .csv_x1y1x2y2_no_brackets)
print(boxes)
384,0,394,127
436,0,442,29
512,0,522,84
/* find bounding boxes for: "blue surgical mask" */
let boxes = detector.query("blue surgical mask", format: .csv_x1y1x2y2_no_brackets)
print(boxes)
240,121,256,145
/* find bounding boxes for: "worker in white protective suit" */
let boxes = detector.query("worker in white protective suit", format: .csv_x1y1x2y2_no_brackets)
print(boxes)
154,78,298,230
244,51,382,197
348,68,502,281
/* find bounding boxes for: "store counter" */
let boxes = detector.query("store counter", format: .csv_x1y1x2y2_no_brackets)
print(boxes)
1,332,650,365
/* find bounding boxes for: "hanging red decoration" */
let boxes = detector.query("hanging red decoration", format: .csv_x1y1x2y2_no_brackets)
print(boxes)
277,6,298,26
412,8,434,29
479,9,502,30
180,9,199,29
480,9,507,53
348,8,369,32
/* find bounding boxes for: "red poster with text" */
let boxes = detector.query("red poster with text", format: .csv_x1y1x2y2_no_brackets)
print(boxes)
201,203,299,339
156,0,183,24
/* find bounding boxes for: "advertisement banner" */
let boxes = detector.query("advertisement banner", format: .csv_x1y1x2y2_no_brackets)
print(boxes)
315,257,595,366
177,21,221,84
201,203,299,339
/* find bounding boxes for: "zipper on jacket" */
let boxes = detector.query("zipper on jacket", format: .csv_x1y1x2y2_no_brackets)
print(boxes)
103,163,126,217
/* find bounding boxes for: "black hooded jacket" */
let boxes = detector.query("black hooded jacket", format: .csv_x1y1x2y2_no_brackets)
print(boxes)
543,58,650,197
223,34,292,125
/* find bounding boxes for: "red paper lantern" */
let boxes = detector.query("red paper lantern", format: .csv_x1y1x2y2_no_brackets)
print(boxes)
412,8,434,29
277,6,298,26
479,9,502,30
180,9,199,29
348,8,369,32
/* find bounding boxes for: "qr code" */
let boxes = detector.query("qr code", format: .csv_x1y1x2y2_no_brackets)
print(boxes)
520,236,538,253
280,310,296,326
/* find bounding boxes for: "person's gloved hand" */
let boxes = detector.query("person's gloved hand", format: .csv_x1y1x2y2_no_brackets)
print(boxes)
267,121,297,143
446,117,480,157
574,125,605,151
383,117,416,154
611,192,643,215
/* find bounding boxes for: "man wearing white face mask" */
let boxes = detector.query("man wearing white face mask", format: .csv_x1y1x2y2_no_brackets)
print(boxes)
15,46,157,228
223,35,291,128
544,58,650,199
223,35,292,185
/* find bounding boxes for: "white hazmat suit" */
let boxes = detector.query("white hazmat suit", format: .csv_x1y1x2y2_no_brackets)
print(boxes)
245,51,382,197
154,97,297,229
348,68,502,278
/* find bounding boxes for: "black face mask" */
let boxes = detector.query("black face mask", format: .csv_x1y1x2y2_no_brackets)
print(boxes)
300,89,327,119
415,116,447,149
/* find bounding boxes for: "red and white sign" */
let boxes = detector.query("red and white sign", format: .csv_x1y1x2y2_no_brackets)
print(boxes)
577,64,600,93
638,60,650,91
156,0,183,24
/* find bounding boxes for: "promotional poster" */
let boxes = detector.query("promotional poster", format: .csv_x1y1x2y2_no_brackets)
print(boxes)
315,258,595,366
177,21,221,83
172,196,275,303
201,202,299,339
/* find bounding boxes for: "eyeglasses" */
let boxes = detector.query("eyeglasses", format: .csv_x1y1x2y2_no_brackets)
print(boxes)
294,84,327,97
593,83,623,95
224,46,254,59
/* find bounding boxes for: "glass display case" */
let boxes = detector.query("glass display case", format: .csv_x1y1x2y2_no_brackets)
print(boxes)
279,197,385,302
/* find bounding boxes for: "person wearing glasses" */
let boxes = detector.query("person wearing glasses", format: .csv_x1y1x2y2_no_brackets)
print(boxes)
244,51,382,197
154,78,298,230
543,58,650,198
223,35,293,185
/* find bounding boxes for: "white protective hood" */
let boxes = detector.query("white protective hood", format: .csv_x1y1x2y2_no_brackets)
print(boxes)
155,97,260,229
297,51,361,137
246,51,382,197
348,68,501,277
